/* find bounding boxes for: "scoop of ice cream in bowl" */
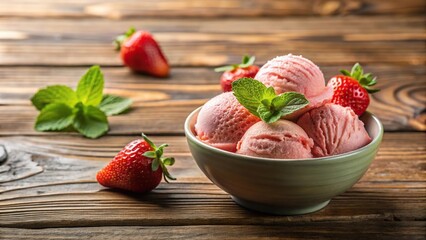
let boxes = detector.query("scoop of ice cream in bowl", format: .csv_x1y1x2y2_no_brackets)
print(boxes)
184,54,383,215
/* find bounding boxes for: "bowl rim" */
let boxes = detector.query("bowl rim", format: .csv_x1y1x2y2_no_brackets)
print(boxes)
184,107,383,163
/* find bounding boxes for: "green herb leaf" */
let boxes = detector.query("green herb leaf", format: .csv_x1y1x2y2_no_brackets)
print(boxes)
351,63,363,80
340,69,351,76
214,65,236,72
142,133,156,149
151,159,160,171
163,157,175,166
142,151,157,158
99,94,132,116
233,78,309,124
114,27,136,50
76,65,104,106
31,85,78,110
340,63,380,94
232,78,267,116
73,103,109,139
35,103,75,131
214,55,256,72
239,55,255,68
272,92,309,116
257,104,273,122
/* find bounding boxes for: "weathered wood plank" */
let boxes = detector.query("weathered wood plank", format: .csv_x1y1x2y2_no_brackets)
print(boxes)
0,17,424,66
0,133,424,228
0,0,424,19
1,222,426,240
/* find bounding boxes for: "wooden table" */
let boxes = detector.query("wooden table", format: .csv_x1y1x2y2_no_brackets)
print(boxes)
0,1,425,239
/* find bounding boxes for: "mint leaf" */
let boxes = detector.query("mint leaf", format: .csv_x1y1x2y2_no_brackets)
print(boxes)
232,78,267,116
76,65,104,106
272,92,309,116
99,94,132,116
35,103,75,131
258,100,295,123
73,103,109,139
233,78,309,124
31,85,78,110
257,104,276,123
272,92,309,114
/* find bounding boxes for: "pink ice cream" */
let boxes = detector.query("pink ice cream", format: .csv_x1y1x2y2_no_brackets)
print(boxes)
297,103,371,157
236,120,314,159
254,54,332,118
195,92,260,152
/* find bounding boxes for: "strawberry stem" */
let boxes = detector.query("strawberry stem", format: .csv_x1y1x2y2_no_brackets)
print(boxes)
341,63,380,94
141,133,176,182
214,55,256,72
114,27,137,51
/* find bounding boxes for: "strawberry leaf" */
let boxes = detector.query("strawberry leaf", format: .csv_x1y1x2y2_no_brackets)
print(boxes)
214,55,256,72
163,157,175,166
340,69,351,76
114,27,136,50
143,151,156,158
365,86,380,93
239,55,256,68
151,159,160,171
341,63,380,94
142,133,156,149
140,133,176,182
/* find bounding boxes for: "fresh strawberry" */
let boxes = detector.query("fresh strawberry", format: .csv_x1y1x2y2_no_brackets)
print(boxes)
327,63,380,116
115,27,169,77
96,133,175,193
215,55,259,92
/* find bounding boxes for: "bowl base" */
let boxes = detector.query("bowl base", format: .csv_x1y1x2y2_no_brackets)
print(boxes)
231,196,330,215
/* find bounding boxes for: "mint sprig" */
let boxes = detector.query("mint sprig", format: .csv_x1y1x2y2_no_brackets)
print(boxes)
232,78,309,123
31,65,132,138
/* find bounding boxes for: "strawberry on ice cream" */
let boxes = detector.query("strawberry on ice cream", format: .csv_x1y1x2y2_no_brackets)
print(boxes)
255,54,332,118
297,103,371,157
236,120,314,159
195,92,260,152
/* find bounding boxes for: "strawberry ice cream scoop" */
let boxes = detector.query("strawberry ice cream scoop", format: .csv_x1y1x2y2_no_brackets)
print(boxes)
195,92,260,152
236,120,314,159
297,103,372,157
255,54,332,118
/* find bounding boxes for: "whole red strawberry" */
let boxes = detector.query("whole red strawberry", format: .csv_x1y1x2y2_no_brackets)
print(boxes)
327,63,380,116
215,55,259,92
115,27,169,77
96,133,175,193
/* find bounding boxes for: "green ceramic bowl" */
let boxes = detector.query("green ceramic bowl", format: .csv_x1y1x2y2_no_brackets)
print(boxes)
184,107,383,215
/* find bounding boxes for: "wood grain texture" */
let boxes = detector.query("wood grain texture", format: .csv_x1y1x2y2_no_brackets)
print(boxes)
0,65,424,134
0,0,424,19
0,17,424,66
1,222,426,240
0,133,424,229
